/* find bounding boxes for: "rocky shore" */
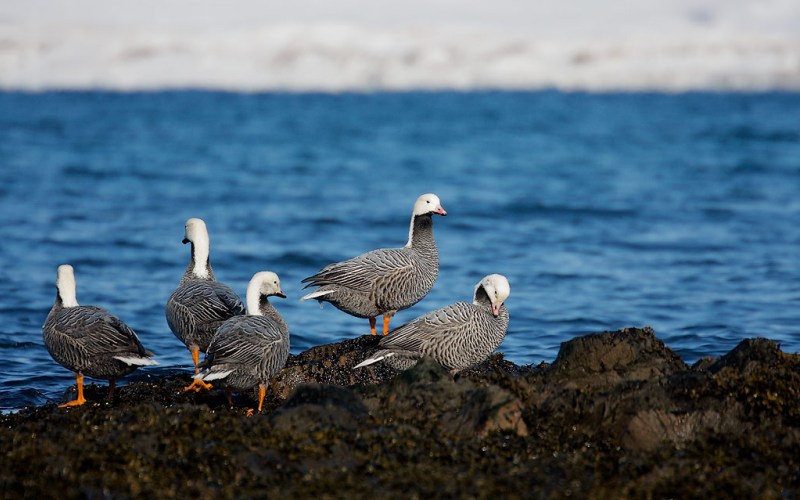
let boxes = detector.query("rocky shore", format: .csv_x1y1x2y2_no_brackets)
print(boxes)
2,327,798,498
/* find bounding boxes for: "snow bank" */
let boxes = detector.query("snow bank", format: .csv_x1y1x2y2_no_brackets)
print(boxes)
1,0,798,91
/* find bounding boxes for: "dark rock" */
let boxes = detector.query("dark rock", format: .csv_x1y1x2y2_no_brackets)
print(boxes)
362,357,528,437
549,326,686,388
691,356,717,372
709,337,784,374
1,327,798,498
269,335,395,401
707,338,800,424
269,384,367,432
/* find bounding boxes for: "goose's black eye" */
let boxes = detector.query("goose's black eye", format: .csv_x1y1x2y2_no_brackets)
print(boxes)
426,200,430,203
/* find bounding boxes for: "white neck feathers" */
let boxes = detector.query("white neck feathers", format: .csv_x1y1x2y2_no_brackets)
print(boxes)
405,214,415,248
57,265,80,308
191,232,211,279
246,279,264,316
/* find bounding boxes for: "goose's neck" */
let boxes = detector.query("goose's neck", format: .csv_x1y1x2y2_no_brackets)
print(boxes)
187,241,215,280
406,214,436,250
246,287,287,329
257,296,288,332
246,286,264,316
57,284,79,308
473,285,492,310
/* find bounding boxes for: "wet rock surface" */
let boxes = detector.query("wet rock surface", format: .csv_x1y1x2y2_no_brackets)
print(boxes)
2,327,798,497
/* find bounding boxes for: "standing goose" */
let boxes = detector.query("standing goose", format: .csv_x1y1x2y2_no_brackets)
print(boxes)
43,265,158,407
193,271,289,414
354,274,510,375
166,218,245,391
301,193,447,336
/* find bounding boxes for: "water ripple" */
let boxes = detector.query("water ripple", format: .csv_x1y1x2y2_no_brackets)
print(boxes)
1,90,799,409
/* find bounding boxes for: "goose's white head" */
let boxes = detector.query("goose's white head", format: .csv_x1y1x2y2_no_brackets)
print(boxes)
183,218,209,246
474,274,510,317
183,218,211,278
56,264,79,308
246,271,287,314
412,193,447,217
407,193,447,247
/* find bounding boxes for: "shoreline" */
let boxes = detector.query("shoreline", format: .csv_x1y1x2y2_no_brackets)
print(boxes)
2,327,798,496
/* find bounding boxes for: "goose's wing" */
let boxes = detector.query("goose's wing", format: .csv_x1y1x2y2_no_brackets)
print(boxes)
212,281,245,316
170,280,245,322
202,281,246,318
207,317,284,368
53,306,144,357
302,247,414,292
379,302,478,352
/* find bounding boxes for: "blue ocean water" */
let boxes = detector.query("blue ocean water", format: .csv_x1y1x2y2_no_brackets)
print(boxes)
1,91,798,410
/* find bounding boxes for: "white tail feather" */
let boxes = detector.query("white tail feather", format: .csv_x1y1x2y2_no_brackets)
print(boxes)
114,356,158,366
300,289,336,301
354,352,395,369
195,369,233,382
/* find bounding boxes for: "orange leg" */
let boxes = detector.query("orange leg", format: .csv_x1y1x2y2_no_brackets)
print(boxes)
246,386,267,417
108,377,116,401
191,347,201,374
369,317,377,336
257,385,266,412
184,346,213,391
383,315,391,335
59,373,87,407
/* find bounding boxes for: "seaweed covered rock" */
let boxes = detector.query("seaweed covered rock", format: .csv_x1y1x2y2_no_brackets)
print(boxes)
362,357,528,437
705,337,800,424
268,334,395,401
270,384,368,432
524,330,800,452
549,326,686,388
269,359,528,438
1,327,798,498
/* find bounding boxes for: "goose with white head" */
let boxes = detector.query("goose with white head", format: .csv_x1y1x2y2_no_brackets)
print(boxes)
301,193,447,335
42,265,157,407
354,274,511,375
194,271,290,414
166,218,245,391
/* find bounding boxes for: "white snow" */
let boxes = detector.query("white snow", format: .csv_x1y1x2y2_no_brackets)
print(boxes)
0,0,798,91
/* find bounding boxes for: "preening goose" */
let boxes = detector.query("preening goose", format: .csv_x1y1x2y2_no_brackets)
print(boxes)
354,274,510,375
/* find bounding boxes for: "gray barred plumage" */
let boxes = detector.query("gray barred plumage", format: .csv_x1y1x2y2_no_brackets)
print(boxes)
43,265,156,405
195,271,289,412
354,274,511,374
166,279,245,352
301,193,447,335
166,218,245,369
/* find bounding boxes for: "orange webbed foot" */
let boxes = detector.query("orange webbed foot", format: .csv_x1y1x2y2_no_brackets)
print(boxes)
58,397,87,408
59,373,86,407
183,378,213,392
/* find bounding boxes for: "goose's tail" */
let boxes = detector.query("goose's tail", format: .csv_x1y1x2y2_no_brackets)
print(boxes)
354,350,395,369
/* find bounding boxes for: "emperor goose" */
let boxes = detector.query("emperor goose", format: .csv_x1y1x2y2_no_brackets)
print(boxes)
301,193,447,335
43,265,157,407
354,274,510,375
